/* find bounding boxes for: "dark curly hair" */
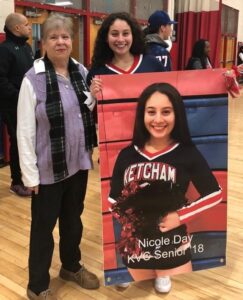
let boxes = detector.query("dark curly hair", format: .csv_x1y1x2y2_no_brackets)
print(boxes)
90,12,146,69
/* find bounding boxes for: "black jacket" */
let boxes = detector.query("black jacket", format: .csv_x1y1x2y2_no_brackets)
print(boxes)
0,27,34,112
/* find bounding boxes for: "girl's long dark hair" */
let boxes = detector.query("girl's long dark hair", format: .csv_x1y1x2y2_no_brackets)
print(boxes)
132,83,192,149
186,39,211,69
91,12,146,69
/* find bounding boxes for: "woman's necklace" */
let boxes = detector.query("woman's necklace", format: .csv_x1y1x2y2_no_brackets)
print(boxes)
53,60,69,78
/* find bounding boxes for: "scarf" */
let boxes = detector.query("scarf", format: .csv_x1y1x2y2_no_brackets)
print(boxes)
44,55,97,182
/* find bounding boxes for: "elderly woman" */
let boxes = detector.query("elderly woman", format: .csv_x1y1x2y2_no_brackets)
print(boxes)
17,14,99,300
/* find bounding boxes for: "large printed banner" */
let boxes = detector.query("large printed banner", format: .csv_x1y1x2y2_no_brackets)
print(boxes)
97,70,228,286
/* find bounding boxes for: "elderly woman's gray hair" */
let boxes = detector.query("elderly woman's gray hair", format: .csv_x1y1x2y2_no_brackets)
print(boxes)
41,13,73,40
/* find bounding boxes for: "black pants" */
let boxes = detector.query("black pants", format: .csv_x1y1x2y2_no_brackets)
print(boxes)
2,110,22,185
28,170,88,294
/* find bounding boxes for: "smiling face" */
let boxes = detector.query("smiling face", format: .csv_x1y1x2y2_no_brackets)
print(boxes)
42,27,72,62
107,19,133,58
144,91,175,145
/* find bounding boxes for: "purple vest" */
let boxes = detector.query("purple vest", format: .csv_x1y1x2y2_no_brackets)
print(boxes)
25,64,92,184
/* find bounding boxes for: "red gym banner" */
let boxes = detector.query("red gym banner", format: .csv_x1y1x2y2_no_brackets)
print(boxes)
97,70,228,286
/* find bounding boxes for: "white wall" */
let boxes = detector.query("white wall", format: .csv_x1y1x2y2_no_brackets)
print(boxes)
168,0,243,43
223,0,243,43
0,0,14,32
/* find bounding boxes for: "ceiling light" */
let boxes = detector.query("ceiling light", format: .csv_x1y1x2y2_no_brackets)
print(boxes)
45,0,73,6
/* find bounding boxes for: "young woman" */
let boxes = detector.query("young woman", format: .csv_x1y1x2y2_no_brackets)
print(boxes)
88,12,164,79
109,83,222,293
186,39,212,70
17,14,99,299
87,12,165,116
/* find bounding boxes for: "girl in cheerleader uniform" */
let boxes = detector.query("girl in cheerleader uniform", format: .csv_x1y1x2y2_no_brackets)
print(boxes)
109,83,222,293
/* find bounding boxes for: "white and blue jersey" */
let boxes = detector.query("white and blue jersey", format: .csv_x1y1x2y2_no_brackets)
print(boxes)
87,54,164,84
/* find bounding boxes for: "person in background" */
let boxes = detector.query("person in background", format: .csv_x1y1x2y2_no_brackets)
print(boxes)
186,39,212,70
17,14,99,300
87,11,165,123
143,10,177,71
237,45,243,83
0,113,6,168
109,82,222,293
0,13,34,196
237,45,243,66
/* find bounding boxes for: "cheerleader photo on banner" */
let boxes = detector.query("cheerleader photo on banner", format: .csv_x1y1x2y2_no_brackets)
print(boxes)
97,70,228,288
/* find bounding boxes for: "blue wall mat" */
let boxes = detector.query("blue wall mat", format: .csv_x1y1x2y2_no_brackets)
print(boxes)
104,267,133,286
104,256,226,285
192,135,227,169
184,97,228,137
190,231,226,260
192,257,226,271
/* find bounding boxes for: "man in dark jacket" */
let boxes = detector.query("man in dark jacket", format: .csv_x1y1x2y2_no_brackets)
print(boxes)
0,13,34,196
144,10,177,71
